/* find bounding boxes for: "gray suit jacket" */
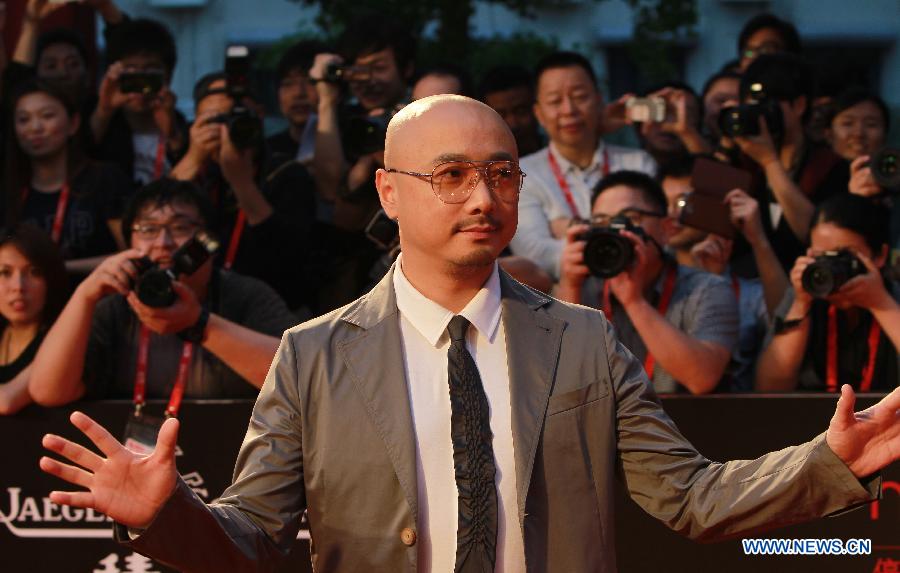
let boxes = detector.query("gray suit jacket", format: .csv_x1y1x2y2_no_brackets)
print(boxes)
123,266,878,572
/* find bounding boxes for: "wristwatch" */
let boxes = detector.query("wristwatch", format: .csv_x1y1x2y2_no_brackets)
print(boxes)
773,314,807,335
177,307,210,343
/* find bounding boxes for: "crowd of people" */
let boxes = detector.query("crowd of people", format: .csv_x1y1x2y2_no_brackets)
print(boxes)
0,0,897,416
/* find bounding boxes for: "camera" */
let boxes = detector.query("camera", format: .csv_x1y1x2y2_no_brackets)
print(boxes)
867,147,900,190
323,63,372,84
209,45,262,150
626,96,667,123
801,250,865,298
132,232,220,308
578,216,648,278
119,71,165,96
718,98,784,140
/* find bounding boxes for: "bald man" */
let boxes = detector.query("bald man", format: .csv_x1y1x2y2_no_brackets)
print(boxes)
40,96,900,573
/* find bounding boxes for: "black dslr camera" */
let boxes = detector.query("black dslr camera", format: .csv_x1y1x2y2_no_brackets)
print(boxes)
801,250,866,298
718,82,784,141
340,109,394,157
323,63,372,84
868,148,900,190
578,216,648,278
119,70,165,96
132,232,220,308
209,45,262,150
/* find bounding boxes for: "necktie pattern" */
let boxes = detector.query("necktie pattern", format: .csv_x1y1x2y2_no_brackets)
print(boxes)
446,315,498,573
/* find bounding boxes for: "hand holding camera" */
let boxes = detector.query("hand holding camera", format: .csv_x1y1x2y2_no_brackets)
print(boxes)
731,115,780,168
606,225,654,309
97,62,144,115
309,53,345,103
800,249,889,312
724,188,765,245
690,234,733,276
556,223,592,301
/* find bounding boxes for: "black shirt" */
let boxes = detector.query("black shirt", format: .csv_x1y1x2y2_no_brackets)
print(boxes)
0,328,45,384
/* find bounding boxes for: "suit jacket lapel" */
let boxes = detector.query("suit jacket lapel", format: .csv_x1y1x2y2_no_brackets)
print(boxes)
338,266,419,520
499,272,565,525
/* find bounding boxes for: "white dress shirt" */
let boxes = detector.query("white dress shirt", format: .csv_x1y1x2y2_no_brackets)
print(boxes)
510,140,657,279
393,256,524,572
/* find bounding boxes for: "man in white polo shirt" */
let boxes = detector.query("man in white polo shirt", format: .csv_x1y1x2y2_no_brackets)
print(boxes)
510,51,656,279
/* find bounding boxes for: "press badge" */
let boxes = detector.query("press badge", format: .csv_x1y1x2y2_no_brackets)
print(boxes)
122,413,165,455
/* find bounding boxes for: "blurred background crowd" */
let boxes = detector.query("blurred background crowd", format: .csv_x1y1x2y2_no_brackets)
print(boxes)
0,0,898,416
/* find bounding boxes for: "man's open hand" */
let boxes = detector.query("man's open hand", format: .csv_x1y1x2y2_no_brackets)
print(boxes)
827,385,900,478
40,411,179,529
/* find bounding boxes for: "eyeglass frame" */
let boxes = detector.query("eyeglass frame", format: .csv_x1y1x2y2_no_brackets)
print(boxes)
130,218,203,241
589,207,666,227
384,160,527,204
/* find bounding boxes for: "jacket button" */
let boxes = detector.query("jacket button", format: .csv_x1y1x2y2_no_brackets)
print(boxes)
400,527,417,546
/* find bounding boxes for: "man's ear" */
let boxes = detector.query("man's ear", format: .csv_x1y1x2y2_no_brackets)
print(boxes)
375,169,399,220
533,101,548,131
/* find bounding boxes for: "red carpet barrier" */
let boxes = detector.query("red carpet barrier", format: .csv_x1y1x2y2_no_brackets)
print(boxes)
2,396,897,572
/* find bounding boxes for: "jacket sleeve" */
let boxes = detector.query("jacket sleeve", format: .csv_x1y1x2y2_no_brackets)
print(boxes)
119,331,306,572
606,318,879,542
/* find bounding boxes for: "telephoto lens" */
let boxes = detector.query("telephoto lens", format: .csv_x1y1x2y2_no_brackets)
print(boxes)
801,251,866,298
869,148,900,190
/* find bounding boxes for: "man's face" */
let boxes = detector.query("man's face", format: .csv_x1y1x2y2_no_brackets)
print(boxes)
662,175,705,249
37,43,87,88
590,184,667,262
534,66,602,151
129,202,205,268
377,99,519,272
349,47,408,111
740,27,786,70
119,52,169,114
278,68,317,130
484,86,538,147
703,77,740,139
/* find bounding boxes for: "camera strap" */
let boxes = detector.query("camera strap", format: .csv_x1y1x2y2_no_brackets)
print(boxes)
602,263,677,379
133,325,195,419
223,209,247,269
547,147,609,220
153,136,167,180
826,305,880,393
20,181,71,244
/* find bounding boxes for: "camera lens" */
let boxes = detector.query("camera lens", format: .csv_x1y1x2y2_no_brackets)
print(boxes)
584,233,634,278
801,263,835,298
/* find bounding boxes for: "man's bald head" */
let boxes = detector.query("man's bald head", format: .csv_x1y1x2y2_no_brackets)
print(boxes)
384,95,516,167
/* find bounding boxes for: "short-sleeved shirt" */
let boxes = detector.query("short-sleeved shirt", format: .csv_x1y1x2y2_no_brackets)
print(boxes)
763,287,900,392
83,269,299,400
20,161,131,261
729,276,769,392
581,263,740,393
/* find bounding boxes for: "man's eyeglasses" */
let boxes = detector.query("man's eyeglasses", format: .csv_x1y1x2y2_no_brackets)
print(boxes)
742,41,783,61
385,160,526,204
131,219,202,241
590,207,665,228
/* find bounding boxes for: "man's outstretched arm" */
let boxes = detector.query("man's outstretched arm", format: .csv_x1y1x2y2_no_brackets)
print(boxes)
40,332,306,573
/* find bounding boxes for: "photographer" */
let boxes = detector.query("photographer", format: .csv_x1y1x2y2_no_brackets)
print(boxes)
266,40,322,169
633,81,712,169
170,73,316,313
89,17,187,186
555,170,738,394
660,157,788,390
728,53,848,270
755,193,900,392
737,13,802,71
29,178,297,407
510,51,656,280
700,70,741,144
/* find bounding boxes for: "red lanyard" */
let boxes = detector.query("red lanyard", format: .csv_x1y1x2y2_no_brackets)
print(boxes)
826,305,880,393
547,146,610,220
21,182,71,244
153,137,167,180
223,209,246,270
133,326,195,418
602,264,678,379
731,274,740,301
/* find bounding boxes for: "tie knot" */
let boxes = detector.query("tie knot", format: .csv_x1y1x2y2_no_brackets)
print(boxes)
447,315,470,343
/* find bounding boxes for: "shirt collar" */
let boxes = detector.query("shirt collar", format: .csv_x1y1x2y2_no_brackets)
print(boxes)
392,254,502,347
549,139,607,175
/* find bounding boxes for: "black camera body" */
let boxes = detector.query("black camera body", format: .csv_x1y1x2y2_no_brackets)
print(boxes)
324,63,372,84
133,232,219,308
718,98,784,140
119,71,165,95
340,110,393,158
868,147,900,190
578,216,647,278
801,250,865,298
209,105,261,150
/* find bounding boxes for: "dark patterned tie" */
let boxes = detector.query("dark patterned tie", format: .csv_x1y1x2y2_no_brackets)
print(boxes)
446,315,498,573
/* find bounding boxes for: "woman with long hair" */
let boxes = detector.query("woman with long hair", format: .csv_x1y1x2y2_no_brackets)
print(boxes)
4,78,130,276
0,223,67,414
